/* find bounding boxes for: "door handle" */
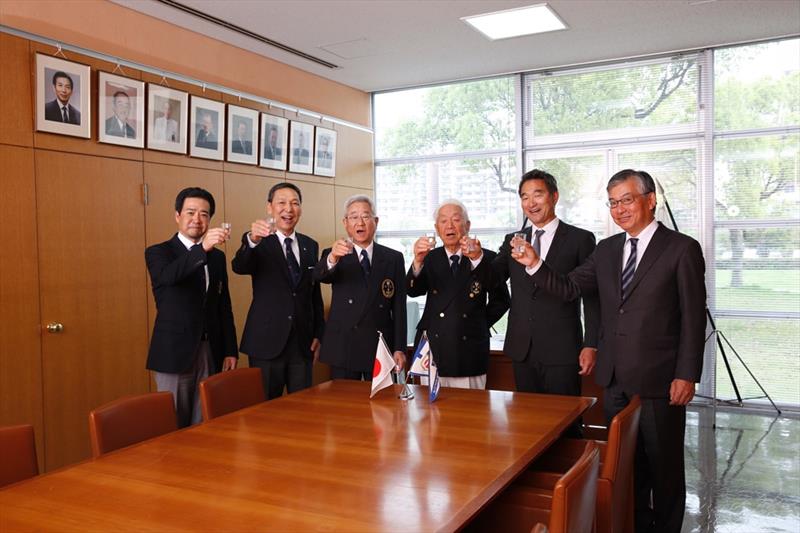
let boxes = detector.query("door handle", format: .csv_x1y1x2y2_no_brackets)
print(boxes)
46,322,64,333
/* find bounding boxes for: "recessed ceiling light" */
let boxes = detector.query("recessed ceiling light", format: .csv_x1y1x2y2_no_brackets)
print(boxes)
462,3,567,41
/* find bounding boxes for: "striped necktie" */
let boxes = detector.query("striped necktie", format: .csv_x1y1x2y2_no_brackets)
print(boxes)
621,238,638,299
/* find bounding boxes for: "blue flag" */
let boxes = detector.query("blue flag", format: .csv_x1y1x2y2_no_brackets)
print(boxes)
408,333,431,377
429,355,440,403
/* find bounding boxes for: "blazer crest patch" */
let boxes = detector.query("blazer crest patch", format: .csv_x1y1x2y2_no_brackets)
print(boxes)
469,280,482,299
381,279,395,298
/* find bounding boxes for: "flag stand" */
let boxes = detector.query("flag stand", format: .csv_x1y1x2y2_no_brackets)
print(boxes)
398,372,415,401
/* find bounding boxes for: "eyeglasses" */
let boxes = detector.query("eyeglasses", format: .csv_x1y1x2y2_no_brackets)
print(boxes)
606,193,645,209
346,214,374,222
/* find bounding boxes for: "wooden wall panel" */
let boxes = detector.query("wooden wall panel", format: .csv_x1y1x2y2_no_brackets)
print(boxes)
333,126,374,190
0,145,43,470
0,33,33,147
35,151,150,469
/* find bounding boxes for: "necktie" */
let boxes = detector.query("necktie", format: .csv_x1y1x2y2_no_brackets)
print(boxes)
360,249,371,279
532,229,545,258
285,237,301,287
621,238,639,299
450,254,460,277
61,106,68,123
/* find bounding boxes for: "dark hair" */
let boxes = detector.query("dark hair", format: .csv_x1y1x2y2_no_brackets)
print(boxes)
112,90,129,100
267,182,302,204
51,71,73,88
606,169,656,195
175,187,215,218
518,169,558,196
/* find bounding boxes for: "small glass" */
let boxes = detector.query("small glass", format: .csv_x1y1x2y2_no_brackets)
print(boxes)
467,233,478,252
425,232,436,248
221,222,232,241
266,217,277,234
513,232,527,253
344,236,355,252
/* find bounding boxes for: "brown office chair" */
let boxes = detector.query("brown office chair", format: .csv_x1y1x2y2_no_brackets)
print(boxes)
89,391,177,458
466,441,600,533
521,396,642,533
199,367,265,421
0,424,39,487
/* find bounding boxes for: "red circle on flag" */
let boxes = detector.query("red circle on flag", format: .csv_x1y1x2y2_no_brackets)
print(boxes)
373,358,382,379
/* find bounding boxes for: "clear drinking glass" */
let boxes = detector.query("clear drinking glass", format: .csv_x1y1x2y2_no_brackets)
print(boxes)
426,232,436,247
221,222,232,241
267,217,276,234
513,232,527,253
468,233,478,252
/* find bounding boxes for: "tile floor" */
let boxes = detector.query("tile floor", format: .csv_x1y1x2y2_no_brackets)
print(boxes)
683,406,800,532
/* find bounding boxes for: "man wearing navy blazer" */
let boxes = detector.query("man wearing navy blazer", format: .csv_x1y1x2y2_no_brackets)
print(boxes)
493,170,600,407
518,169,707,533
232,183,324,399
314,195,406,379
146,187,238,428
104,91,136,138
44,71,81,125
407,199,509,388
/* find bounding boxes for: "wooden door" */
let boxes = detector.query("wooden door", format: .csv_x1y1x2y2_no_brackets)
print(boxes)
36,151,150,469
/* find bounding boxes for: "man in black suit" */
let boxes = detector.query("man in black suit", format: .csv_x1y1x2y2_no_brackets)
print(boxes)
145,187,238,427
232,183,324,399
263,125,282,160
314,195,406,379
231,121,252,155
407,200,509,388
493,170,599,406
44,71,81,125
519,169,707,533
104,91,135,138
195,112,217,149
292,131,310,165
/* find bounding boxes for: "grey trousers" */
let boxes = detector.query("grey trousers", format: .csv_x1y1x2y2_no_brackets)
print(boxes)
155,341,211,428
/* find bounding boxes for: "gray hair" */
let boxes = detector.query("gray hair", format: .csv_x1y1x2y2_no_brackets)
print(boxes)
433,199,470,222
343,194,376,216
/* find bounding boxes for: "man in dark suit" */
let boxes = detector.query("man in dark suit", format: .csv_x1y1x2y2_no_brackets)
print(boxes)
195,112,217,149
232,183,324,399
263,125,282,160
407,200,509,388
292,131,310,165
231,121,252,155
314,195,406,379
104,91,136,138
493,170,599,407
145,187,238,428
518,169,707,533
44,71,81,125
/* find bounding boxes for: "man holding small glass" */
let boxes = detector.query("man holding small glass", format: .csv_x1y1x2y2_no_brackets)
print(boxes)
314,195,406,379
145,187,237,428
406,200,509,389
493,169,599,424
232,182,324,400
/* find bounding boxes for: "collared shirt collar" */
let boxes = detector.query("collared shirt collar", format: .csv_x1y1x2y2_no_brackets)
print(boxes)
275,230,298,247
626,218,658,244
532,217,560,234
353,241,374,262
177,232,200,250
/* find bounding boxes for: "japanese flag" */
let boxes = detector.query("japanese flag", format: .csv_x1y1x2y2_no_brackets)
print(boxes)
370,333,395,398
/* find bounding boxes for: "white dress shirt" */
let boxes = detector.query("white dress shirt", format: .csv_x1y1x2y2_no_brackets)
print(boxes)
177,232,208,291
623,218,659,270
327,241,374,270
524,217,560,275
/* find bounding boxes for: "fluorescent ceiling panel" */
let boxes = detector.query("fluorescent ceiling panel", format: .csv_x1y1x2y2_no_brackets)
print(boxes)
462,3,567,41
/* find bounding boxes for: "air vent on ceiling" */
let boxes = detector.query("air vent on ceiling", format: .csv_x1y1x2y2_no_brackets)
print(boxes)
156,0,340,69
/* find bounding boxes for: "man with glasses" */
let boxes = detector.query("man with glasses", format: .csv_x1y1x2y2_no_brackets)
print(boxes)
513,169,707,533
314,195,406,379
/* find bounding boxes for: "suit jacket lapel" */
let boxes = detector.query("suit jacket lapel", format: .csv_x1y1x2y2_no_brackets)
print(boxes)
265,234,292,287
623,224,668,303
610,233,626,302
435,248,463,309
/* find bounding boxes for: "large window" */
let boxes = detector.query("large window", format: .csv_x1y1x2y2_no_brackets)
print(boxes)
374,38,800,408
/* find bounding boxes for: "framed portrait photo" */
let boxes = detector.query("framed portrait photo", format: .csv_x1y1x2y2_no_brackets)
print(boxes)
288,121,314,174
259,114,289,170
226,105,258,165
98,72,144,148
314,127,337,177
35,53,91,138
190,96,225,160
147,84,188,153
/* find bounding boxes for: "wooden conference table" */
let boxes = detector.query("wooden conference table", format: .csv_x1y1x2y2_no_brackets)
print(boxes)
0,380,593,532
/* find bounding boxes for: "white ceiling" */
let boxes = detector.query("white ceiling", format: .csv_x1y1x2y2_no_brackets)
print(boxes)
114,0,800,92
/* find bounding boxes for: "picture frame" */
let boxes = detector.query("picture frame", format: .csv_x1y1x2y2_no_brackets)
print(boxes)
313,127,337,177
288,121,314,174
259,114,289,170
147,84,188,153
189,96,225,160
35,53,91,138
98,72,144,148
226,105,258,165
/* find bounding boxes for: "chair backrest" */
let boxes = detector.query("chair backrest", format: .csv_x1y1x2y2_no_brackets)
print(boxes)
548,440,600,533
89,391,177,458
0,424,39,487
601,396,641,532
199,367,265,421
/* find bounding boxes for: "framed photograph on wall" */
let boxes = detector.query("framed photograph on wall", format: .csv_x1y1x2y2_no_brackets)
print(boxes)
35,53,91,138
313,127,337,177
288,121,314,174
189,96,225,160
147,84,188,153
259,114,289,170
226,105,258,165
98,72,144,148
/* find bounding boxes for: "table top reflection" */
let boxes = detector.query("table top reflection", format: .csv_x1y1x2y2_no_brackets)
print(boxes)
0,380,593,532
